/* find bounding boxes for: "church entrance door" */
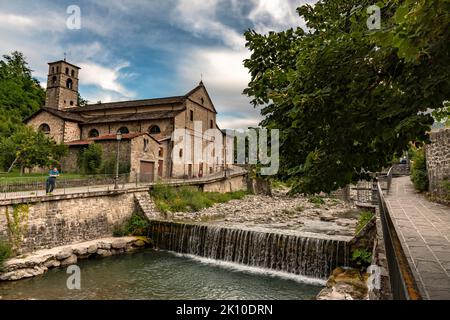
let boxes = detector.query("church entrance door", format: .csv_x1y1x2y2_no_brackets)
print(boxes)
140,161,155,182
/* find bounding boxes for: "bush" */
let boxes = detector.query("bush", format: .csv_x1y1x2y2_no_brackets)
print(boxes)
113,213,149,237
99,156,130,175
355,211,375,234
309,195,325,205
0,240,12,271
151,185,247,213
410,147,429,192
351,248,372,269
78,143,103,174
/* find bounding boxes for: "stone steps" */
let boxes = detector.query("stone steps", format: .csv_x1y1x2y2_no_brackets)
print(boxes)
134,192,160,220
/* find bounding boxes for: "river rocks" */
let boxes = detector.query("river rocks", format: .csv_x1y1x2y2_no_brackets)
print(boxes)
73,246,88,256
98,241,111,250
87,244,98,254
97,249,112,257
0,237,150,282
56,248,73,260
60,254,77,267
111,239,127,249
44,259,61,269
133,239,146,247
0,266,48,281
316,267,369,300
168,190,359,239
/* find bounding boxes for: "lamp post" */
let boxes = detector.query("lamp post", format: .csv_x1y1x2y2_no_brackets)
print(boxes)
114,131,123,190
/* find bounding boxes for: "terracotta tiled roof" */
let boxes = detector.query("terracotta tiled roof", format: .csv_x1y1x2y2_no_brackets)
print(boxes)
66,132,160,146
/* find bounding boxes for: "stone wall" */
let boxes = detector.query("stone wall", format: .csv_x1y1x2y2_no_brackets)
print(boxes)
426,129,450,195
63,121,81,142
27,111,65,144
0,192,139,253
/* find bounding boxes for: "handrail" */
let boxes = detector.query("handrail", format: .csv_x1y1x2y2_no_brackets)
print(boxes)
377,182,422,300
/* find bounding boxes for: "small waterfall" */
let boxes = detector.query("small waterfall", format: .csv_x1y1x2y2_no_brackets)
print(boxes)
149,221,350,279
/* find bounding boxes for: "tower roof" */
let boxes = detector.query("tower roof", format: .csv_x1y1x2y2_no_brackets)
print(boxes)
48,60,81,69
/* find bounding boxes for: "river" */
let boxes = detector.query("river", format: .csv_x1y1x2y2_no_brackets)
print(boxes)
0,249,323,300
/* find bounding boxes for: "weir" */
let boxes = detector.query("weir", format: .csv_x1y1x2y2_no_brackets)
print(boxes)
149,221,350,279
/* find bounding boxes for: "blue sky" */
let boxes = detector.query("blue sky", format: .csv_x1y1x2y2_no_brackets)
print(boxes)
0,0,313,128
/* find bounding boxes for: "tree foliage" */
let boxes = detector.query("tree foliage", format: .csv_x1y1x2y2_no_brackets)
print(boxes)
78,143,103,174
0,51,45,138
0,126,68,172
244,0,450,193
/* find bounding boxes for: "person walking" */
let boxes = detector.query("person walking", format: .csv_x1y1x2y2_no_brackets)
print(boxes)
46,167,60,194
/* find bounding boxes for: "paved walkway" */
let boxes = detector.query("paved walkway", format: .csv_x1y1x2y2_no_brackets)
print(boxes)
385,176,450,300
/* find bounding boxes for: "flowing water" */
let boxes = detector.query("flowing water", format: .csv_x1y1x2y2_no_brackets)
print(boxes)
0,250,322,300
149,221,350,279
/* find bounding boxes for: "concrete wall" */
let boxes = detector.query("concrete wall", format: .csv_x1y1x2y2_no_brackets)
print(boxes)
426,129,450,195
0,192,138,253
203,174,247,193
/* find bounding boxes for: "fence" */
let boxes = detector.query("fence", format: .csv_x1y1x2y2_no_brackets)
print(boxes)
377,181,422,300
354,167,393,206
0,166,247,200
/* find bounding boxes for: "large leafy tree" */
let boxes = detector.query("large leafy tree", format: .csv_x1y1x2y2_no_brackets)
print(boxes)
0,51,45,138
244,0,450,193
0,126,68,173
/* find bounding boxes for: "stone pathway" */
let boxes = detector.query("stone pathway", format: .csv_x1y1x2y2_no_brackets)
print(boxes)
385,176,450,300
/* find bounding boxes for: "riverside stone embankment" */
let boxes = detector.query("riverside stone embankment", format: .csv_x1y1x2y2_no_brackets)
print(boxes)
0,237,147,281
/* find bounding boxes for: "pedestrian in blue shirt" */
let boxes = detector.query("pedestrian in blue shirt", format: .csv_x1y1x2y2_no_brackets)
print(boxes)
46,167,60,194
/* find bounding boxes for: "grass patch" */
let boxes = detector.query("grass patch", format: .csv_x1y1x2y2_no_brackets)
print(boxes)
151,185,247,213
113,213,149,237
295,205,304,212
0,172,85,184
355,211,375,234
0,240,12,272
309,195,325,205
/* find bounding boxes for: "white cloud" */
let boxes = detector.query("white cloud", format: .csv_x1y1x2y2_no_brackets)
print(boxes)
178,47,263,129
78,61,135,98
247,0,310,33
171,0,246,49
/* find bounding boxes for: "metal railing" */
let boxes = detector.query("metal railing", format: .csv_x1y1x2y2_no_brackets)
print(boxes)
377,180,422,300
0,166,248,200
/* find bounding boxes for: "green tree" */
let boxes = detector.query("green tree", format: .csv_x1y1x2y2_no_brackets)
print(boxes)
79,143,103,174
0,51,45,138
0,126,68,173
243,0,449,194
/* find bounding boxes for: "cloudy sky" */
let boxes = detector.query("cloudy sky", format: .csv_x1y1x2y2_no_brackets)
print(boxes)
0,0,314,128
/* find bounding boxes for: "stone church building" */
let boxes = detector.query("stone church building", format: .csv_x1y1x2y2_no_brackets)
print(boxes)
26,60,225,181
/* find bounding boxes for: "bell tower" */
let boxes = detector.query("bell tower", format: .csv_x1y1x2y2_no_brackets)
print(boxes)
45,60,80,110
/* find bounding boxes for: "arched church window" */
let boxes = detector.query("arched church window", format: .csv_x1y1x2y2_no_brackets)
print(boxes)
38,123,50,135
66,78,73,89
52,76,57,85
65,67,69,75
71,69,75,77
149,125,161,134
88,129,99,138
118,127,129,134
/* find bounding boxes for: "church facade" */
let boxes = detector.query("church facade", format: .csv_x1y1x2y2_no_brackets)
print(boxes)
26,60,225,181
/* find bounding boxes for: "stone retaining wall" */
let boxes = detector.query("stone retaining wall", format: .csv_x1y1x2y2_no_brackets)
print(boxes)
0,237,147,281
0,192,140,253
426,129,450,195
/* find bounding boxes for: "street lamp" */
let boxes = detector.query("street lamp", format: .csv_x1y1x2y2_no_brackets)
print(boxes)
114,130,123,190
